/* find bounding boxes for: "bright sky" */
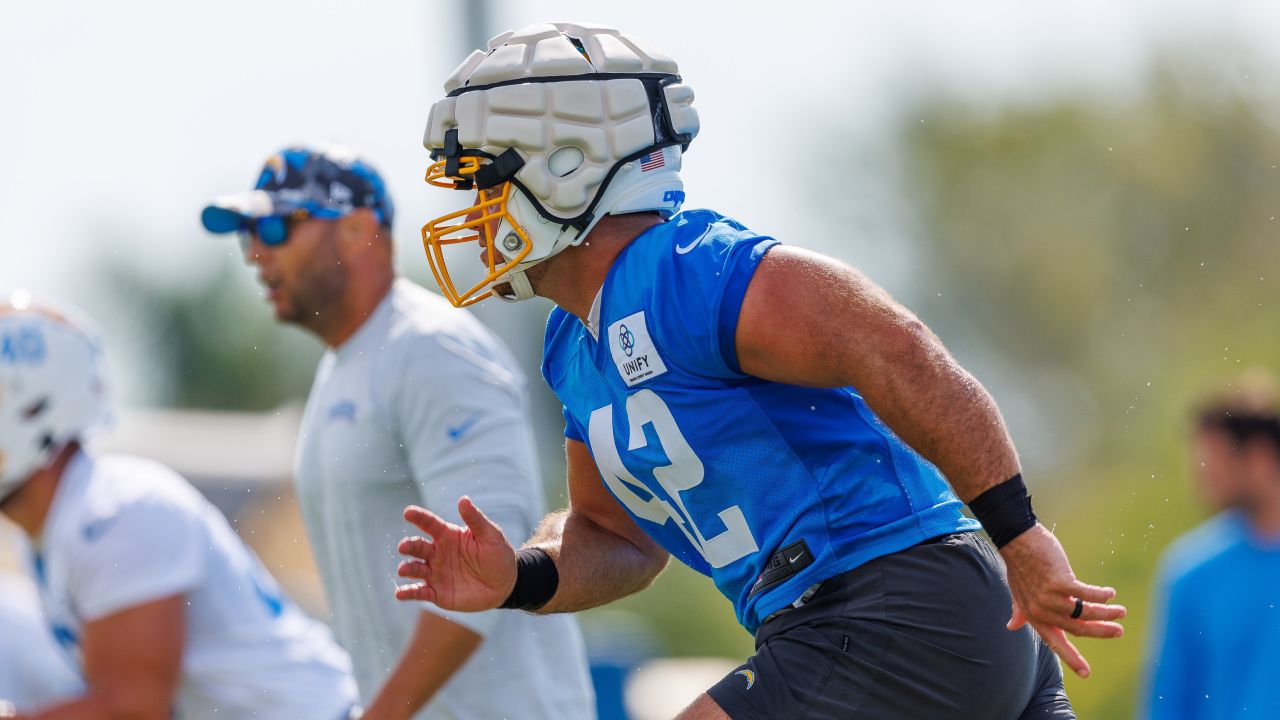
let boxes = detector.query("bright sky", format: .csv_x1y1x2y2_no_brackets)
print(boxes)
1,0,1276,404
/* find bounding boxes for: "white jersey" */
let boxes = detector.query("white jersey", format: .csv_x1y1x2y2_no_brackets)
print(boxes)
31,452,357,720
295,279,594,720
0,572,83,712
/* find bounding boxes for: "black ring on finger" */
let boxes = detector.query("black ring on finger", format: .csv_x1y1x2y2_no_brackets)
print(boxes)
1070,597,1084,619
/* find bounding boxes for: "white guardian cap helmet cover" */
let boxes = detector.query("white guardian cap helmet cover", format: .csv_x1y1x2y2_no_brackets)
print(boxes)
422,22,700,306
0,291,111,501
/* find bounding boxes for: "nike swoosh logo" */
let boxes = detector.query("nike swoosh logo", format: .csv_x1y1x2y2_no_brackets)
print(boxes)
446,411,484,441
327,400,357,424
788,552,804,563
82,516,118,542
674,226,713,255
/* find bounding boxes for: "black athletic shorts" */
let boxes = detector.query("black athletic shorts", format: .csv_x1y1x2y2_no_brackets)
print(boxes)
707,532,1073,719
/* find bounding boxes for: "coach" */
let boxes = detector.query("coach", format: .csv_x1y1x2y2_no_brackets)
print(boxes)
201,144,595,720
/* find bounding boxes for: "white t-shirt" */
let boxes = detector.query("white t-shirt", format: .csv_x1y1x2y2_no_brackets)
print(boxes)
32,452,357,720
0,572,83,712
295,279,595,720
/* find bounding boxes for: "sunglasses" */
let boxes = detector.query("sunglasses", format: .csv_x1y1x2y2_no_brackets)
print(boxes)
238,209,312,251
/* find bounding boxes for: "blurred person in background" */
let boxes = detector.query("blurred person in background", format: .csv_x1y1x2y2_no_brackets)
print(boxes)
1143,372,1280,719
200,144,595,720
0,292,358,720
0,571,82,713
395,22,1125,720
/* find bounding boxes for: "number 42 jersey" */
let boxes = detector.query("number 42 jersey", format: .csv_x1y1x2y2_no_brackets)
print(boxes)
542,209,980,633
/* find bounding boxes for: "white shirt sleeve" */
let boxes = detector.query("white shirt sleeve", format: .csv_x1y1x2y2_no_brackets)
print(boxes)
393,332,541,638
0,576,83,711
68,499,207,622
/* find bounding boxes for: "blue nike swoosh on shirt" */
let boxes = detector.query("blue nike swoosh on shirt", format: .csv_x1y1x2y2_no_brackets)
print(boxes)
327,400,357,423
446,411,484,441
82,516,118,542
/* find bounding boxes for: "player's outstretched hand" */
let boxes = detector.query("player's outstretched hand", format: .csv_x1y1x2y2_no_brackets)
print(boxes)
1000,523,1126,679
394,496,517,612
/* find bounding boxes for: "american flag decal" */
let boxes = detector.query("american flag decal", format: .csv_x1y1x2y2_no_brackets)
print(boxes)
639,149,666,172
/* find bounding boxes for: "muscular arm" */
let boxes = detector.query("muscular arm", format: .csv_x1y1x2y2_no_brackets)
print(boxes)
735,245,1123,677
736,245,1017,500
19,596,184,720
361,612,481,720
524,439,669,614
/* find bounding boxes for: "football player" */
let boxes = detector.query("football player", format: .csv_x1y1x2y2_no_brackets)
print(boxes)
395,23,1127,719
0,293,358,720
200,144,595,720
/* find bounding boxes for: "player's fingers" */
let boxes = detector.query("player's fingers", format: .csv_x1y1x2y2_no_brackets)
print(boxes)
1007,600,1028,631
1058,598,1127,622
457,496,502,541
397,559,431,580
1085,602,1127,621
397,535,435,560
394,581,437,603
1035,622,1090,678
1066,581,1117,604
1061,620,1125,639
404,505,452,537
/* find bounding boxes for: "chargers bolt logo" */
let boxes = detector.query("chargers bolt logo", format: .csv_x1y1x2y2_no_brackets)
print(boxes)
735,669,755,689
618,324,636,357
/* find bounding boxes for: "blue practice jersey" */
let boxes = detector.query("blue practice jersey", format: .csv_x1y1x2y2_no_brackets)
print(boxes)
542,209,979,632
1144,511,1280,720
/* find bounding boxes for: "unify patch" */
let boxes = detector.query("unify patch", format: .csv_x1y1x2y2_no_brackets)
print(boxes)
607,311,668,387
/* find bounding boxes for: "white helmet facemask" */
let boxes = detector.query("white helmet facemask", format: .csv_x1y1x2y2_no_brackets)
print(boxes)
421,22,700,307
0,292,111,502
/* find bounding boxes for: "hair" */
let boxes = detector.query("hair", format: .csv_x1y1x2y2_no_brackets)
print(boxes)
1196,370,1280,457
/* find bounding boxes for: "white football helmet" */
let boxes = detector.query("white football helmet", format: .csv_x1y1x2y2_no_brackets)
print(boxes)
422,22,700,306
0,291,111,501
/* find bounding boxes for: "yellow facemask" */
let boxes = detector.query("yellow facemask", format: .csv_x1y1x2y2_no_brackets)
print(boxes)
421,157,534,307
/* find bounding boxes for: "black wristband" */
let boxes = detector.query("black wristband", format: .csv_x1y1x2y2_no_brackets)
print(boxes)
969,473,1038,549
500,548,559,611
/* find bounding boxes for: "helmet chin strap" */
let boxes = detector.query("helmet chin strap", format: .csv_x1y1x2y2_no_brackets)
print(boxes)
492,268,536,303
487,212,583,303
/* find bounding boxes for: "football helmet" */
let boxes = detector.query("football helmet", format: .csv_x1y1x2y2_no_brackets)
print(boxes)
0,292,111,501
422,22,700,306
